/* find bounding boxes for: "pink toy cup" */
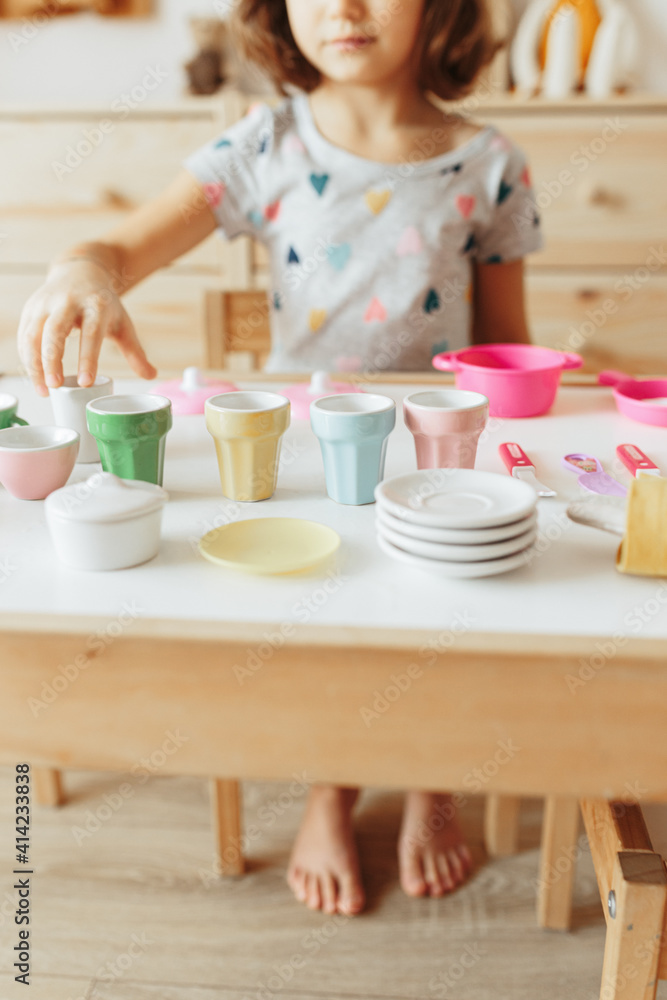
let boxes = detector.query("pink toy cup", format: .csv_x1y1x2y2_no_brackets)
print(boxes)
432,344,583,418
403,390,489,470
0,425,79,500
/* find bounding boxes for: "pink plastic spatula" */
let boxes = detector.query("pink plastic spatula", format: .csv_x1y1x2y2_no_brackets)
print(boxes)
563,453,627,497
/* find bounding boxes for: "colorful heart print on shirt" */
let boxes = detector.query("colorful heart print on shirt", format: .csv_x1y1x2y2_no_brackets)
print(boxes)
283,134,306,154
497,180,514,205
456,195,476,219
365,190,392,215
396,226,423,257
309,309,327,333
310,173,330,196
264,199,281,222
203,183,225,209
423,289,441,314
327,243,351,272
364,297,387,323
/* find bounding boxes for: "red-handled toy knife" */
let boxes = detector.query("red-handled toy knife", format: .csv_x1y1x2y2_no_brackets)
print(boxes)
499,443,557,497
616,444,661,478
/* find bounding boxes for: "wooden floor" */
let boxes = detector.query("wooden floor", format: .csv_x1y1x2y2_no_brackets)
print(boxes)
1,767,665,1000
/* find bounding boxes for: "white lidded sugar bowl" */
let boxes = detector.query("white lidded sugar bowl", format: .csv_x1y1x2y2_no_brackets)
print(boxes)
45,471,168,571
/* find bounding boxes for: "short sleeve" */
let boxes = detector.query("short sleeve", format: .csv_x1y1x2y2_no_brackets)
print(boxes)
182,103,274,242
474,138,543,265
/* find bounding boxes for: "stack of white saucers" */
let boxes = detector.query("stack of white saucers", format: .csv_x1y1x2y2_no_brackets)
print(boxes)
374,470,539,578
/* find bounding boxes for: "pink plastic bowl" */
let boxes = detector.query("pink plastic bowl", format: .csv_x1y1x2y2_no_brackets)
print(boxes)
432,344,583,418
599,370,667,427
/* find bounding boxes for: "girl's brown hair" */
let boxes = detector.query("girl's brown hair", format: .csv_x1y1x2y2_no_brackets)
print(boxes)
231,1,499,101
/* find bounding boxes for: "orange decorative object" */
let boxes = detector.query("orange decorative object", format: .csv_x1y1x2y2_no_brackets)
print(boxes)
539,0,602,81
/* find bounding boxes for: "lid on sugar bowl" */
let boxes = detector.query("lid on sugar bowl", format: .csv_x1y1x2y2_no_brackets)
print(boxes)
45,472,168,523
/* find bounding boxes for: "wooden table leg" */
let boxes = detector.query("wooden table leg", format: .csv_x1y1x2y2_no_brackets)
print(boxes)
537,796,580,930
33,767,65,806
484,795,521,857
581,799,667,1000
210,778,244,876
601,852,666,1000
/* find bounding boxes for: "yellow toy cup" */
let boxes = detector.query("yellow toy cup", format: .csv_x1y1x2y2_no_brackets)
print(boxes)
205,391,291,502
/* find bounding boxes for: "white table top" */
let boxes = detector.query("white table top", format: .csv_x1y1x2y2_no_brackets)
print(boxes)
2,375,667,641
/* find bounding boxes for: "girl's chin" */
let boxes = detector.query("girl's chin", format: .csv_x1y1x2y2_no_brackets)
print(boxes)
318,60,392,86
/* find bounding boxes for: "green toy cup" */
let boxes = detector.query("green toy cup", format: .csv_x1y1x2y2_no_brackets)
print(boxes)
86,394,172,486
0,392,28,429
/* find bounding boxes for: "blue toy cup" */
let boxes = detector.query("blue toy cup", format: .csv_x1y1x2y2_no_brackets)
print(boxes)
310,393,396,505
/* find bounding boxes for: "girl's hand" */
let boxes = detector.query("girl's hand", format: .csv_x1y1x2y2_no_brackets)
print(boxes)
17,259,157,397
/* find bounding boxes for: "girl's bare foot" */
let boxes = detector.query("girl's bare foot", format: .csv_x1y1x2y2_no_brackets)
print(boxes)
398,791,473,897
287,785,365,915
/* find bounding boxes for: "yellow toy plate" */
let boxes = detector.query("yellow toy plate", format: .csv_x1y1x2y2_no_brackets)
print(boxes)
198,517,341,575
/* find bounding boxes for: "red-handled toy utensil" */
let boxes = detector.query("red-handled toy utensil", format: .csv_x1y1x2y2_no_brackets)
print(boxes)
499,443,557,497
616,444,661,478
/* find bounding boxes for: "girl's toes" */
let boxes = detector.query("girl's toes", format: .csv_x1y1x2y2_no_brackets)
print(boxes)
288,868,307,902
459,844,473,873
321,873,338,915
338,872,365,915
306,873,322,911
424,856,446,897
436,855,455,892
400,853,428,897
446,848,465,885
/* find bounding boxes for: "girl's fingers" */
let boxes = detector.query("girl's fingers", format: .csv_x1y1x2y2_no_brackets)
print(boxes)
77,299,109,387
113,313,158,381
17,310,49,396
41,302,81,389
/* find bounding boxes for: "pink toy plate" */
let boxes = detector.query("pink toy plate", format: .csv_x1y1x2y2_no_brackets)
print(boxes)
156,367,238,415
599,370,667,427
282,371,365,420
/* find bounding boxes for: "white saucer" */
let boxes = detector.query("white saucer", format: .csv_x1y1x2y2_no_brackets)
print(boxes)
375,470,537,529
378,521,538,563
376,506,538,545
377,532,535,578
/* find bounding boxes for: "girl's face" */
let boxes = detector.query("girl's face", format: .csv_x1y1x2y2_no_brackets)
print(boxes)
285,0,426,88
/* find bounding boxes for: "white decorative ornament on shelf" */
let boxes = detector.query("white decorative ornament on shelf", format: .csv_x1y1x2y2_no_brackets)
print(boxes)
511,0,639,100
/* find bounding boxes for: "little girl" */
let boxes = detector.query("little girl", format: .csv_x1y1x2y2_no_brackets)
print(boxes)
18,0,542,916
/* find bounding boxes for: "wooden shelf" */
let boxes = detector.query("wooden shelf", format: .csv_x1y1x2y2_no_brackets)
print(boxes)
0,0,151,17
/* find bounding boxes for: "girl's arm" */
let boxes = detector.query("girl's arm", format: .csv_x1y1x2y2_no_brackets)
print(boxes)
18,170,217,395
471,260,531,345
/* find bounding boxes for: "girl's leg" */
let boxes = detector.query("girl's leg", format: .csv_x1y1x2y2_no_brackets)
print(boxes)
398,791,473,897
287,784,365,915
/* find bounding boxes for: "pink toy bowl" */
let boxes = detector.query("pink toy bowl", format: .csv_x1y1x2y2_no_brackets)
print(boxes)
432,344,583,418
156,367,238,416
599,370,667,427
0,425,79,500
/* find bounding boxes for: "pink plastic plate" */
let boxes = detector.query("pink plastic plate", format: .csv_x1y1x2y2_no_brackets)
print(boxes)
282,371,365,420
156,368,238,415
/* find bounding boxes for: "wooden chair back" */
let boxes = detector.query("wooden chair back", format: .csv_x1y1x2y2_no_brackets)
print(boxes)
204,288,271,372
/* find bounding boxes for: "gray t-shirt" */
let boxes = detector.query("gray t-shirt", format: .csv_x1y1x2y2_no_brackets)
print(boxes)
183,94,542,374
